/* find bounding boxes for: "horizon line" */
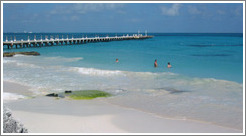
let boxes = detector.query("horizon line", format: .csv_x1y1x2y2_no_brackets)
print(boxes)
2,32,243,34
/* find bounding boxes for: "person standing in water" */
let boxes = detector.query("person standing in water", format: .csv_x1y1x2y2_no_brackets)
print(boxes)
116,58,119,63
167,62,172,68
154,59,158,67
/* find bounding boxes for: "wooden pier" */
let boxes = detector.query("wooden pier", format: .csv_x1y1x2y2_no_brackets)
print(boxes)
3,34,153,49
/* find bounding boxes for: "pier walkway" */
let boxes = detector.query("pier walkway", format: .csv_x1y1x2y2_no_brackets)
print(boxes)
3,34,153,49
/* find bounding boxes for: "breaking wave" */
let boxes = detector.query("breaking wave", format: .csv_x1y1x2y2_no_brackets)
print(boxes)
69,67,125,76
3,92,26,102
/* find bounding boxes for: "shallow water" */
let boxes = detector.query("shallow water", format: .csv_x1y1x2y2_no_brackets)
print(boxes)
3,33,244,130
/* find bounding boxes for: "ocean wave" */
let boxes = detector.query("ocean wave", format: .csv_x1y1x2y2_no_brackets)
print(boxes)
68,66,179,77
3,58,41,69
3,57,39,68
16,62,41,68
66,66,242,88
190,77,243,88
69,67,125,76
3,92,26,102
4,60,41,69
44,56,83,62
3,59,16,64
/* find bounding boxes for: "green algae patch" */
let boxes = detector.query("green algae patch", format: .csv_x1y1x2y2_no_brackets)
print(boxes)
66,90,112,100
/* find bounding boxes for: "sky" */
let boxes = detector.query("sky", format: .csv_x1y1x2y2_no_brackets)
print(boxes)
2,2,244,33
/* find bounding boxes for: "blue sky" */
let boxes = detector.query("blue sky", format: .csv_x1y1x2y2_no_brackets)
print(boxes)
3,3,244,33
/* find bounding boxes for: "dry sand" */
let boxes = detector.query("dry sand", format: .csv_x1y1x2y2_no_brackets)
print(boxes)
3,81,242,134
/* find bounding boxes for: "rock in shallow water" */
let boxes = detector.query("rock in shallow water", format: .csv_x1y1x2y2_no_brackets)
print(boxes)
3,51,40,57
65,90,72,93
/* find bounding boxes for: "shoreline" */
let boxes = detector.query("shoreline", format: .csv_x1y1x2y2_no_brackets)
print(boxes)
104,100,243,132
3,81,242,133
3,81,33,96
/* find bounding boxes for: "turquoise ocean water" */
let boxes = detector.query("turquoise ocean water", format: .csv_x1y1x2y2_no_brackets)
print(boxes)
3,33,244,130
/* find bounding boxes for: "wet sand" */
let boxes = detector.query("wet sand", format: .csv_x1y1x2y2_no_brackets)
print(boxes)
3,81,242,134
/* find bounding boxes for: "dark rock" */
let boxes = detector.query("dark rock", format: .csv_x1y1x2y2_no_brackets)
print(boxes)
65,90,72,93
3,52,15,57
3,51,40,57
17,51,40,56
46,93,58,97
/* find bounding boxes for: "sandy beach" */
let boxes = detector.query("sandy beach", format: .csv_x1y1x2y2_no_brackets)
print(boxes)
2,2,244,135
3,81,242,134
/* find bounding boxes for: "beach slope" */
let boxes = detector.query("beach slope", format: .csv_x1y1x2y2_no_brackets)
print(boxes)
3,81,242,133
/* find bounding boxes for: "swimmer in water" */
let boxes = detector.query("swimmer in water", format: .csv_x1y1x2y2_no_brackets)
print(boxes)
167,62,172,68
154,59,158,67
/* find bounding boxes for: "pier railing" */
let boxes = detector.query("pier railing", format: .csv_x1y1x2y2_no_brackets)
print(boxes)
3,34,153,49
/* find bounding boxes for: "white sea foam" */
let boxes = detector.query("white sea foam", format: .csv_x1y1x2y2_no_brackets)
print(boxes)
13,54,26,57
70,67,125,76
3,92,26,102
3,59,16,64
16,62,41,68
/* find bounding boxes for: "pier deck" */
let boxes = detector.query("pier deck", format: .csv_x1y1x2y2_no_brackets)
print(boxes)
3,34,153,49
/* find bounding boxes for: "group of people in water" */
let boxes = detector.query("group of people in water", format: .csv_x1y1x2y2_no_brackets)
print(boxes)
115,58,172,68
154,59,171,68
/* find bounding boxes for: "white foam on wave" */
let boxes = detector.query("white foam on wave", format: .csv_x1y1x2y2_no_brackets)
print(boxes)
70,67,125,76
4,58,40,69
3,92,26,102
185,77,243,92
3,59,16,64
128,71,178,77
16,62,41,68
